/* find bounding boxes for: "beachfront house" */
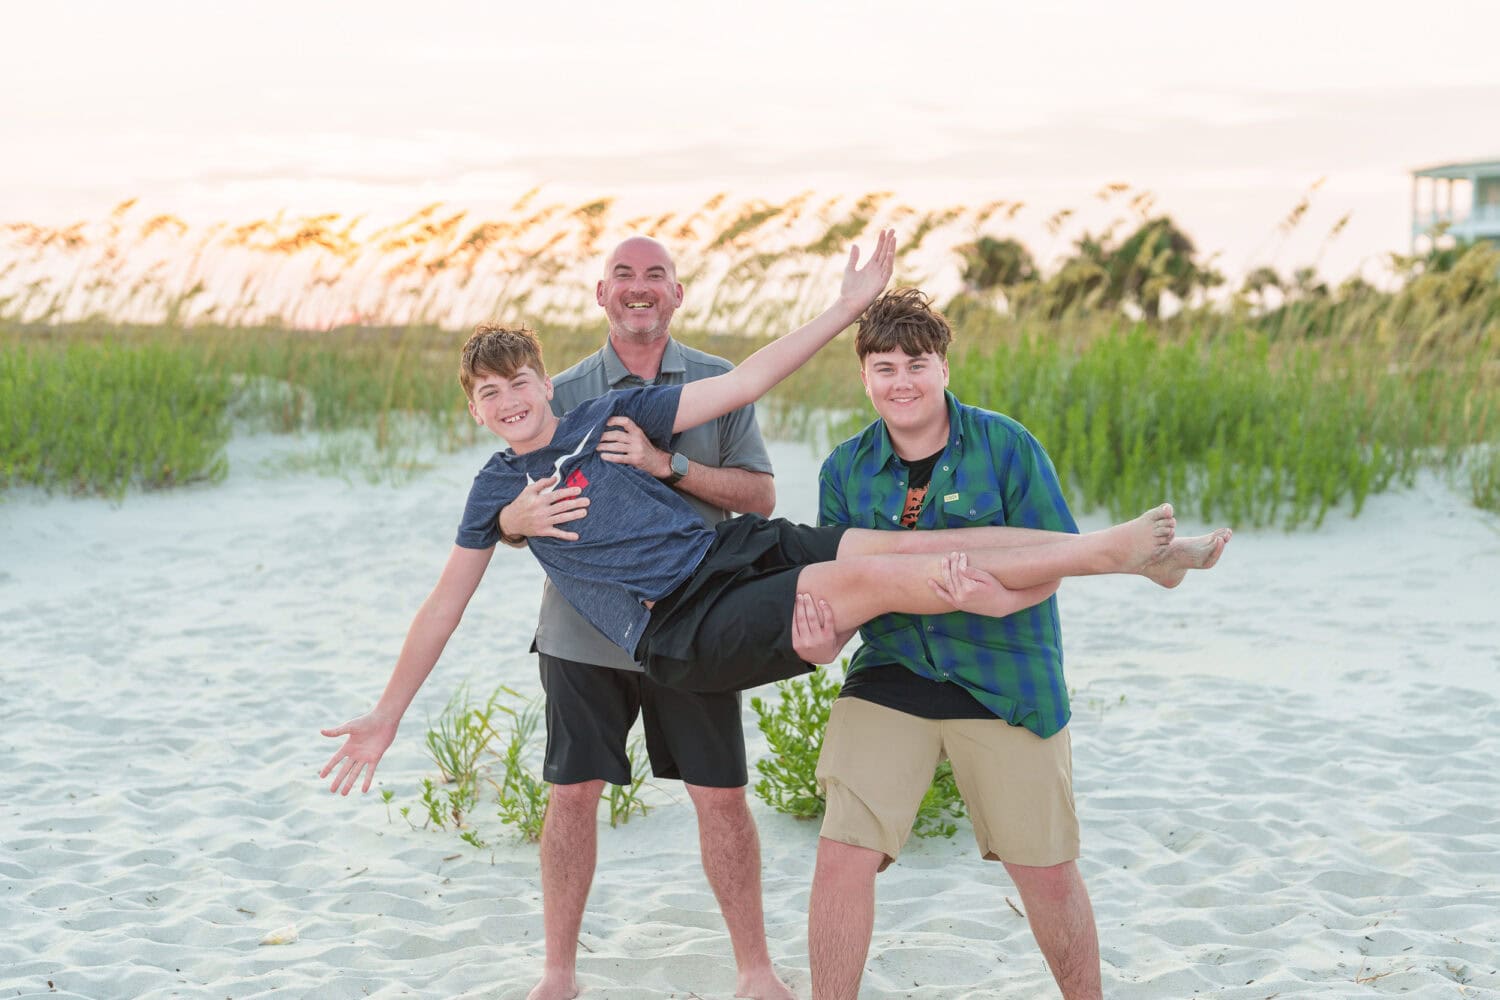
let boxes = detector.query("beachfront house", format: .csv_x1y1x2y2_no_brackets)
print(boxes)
1410,158,1500,252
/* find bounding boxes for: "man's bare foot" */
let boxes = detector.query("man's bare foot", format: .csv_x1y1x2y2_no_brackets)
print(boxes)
1143,527,1233,589
737,965,797,1000
528,970,579,1000
1101,503,1176,574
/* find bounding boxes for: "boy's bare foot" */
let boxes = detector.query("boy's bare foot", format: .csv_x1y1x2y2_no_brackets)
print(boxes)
528,971,579,1000
737,966,797,999
1102,503,1176,574
1143,527,1233,589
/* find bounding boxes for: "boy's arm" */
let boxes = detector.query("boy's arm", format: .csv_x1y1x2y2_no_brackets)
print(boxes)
672,230,895,434
319,544,495,795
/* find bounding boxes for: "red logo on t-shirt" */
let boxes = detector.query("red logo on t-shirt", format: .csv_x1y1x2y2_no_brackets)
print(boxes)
564,469,589,491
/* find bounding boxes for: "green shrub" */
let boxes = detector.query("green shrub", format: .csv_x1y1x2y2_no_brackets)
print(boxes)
751,666,842,820
751,664,968,839
404,683,657,847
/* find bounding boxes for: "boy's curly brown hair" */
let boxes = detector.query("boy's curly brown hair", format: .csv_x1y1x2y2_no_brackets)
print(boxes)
855,288,953,361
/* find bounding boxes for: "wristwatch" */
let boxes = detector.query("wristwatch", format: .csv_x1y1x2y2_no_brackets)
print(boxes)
665,451,690,485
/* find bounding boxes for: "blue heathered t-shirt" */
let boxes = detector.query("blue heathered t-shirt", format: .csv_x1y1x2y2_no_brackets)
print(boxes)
455,384,716,654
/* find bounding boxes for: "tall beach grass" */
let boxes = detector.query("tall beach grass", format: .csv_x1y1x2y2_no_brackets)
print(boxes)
3,189,1496,518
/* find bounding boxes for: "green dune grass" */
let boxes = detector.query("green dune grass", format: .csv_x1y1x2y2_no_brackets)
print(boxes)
4,316,1494,520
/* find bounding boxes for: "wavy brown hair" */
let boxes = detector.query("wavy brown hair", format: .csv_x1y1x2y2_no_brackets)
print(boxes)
855,288,953,361
459,323,546,396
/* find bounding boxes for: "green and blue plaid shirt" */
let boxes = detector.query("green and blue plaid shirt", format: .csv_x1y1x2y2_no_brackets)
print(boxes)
818,391,1079,737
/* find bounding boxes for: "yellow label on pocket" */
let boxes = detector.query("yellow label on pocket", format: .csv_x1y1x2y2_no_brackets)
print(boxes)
943,493,960,502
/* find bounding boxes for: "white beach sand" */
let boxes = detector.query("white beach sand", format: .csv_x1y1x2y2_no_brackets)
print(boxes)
3,434,1498,999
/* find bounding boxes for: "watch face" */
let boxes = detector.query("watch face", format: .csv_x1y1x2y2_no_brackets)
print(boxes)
671,452,690,479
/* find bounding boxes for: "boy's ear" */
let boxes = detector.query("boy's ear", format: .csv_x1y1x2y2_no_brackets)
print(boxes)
941,359,950,387
544,376,554,400
467,396,483,425
859,363,871,396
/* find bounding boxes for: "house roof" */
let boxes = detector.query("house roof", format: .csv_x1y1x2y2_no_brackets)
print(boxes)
1413,159,1500,179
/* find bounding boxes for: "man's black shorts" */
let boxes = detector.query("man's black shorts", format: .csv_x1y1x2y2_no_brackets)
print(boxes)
635,515,848,693
538,652,748,788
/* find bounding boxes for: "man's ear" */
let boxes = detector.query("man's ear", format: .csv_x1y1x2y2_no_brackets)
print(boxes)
673,281,684,306
596,280,607,306
544,376,554,400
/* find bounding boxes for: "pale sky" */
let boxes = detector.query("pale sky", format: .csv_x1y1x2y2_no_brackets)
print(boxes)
6,0,1499,281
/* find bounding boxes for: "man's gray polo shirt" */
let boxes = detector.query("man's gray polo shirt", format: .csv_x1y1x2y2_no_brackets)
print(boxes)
532,337,774,670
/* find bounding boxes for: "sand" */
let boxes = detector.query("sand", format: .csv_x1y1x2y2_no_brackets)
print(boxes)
2,433,1498,999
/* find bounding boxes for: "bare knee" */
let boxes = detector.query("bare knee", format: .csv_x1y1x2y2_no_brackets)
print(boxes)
686,783,750,824
547,780,604,819
815,837,885,885
1004,859,1082,903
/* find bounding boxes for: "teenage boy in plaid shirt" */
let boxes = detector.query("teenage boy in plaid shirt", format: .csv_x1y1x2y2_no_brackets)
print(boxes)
799,289,1229,1000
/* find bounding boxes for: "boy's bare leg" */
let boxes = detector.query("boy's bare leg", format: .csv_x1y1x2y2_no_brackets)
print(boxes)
529,781,602,1000
1005,860,1102,1000
687,784,796,999
809,838,884,1000
837,503,1178,580
803,506,1231,634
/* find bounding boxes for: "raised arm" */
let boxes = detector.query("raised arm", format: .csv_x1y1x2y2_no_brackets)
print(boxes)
672,229,896,434
319,544,494,795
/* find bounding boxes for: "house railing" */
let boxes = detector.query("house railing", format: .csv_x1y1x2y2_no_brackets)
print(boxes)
1412,203,1500,233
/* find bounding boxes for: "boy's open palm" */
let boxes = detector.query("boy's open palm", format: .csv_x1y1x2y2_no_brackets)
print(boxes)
839,228,897,308
319,712,398,796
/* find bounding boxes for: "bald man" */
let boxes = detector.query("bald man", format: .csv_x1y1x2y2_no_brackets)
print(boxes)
497,237,792,1000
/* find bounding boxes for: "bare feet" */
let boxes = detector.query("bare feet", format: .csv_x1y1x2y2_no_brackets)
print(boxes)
527,970,579,1000
1102,503,1176,574
1143,527,1233,589
737,965,797,1000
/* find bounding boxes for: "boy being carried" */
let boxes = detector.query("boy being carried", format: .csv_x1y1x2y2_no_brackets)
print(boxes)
321,230,1228,797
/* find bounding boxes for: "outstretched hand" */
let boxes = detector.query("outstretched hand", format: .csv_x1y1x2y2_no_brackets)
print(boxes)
319,711,399,796
839,229,897,311
497,474,589,543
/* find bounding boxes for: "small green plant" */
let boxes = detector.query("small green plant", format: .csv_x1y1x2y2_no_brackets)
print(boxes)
912,761,967,839
605,735,654,828
752,664,967,839
489,699,549,843
414,683,510,832
751,665,843,820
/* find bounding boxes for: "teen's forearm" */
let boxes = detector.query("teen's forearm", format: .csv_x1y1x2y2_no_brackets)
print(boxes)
369,545,492,723
676,465,775,517
675,296,864,431
728,297,865,406
372,602,462,723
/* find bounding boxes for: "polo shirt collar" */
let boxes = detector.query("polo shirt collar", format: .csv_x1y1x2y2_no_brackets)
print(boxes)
601,337,686,387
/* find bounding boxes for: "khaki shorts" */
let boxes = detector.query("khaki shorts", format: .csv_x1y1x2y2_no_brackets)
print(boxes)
816,698,1080,868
